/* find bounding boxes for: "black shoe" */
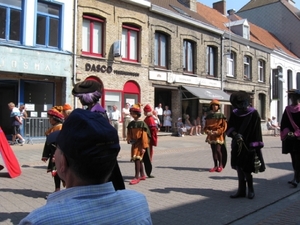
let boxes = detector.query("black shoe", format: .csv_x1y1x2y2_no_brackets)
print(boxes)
230,191,246,198
248,191,255,199
288,180,298,188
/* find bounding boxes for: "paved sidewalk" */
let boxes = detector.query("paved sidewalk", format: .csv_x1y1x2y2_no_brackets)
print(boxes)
0,135,300,224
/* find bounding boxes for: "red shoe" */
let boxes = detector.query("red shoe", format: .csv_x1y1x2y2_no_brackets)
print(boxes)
140,176,146,181
209,167,218,172
51,170,57,177
129,178,140,185
217,167,223,172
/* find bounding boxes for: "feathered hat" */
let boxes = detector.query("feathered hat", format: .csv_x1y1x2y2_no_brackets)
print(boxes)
130,103,142,113
48,106,64,122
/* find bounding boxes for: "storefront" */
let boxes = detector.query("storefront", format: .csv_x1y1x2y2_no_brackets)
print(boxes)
0,46,72,135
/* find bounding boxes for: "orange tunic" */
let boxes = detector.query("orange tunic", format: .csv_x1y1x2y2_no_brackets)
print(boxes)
204,112,227,145
127,120,149,161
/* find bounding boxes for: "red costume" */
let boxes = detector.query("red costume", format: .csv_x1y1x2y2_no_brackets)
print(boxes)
0,127,21,178
144,105,158,161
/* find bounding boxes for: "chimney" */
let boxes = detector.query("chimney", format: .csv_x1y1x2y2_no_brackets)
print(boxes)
213,0,226,15
179,0,197,12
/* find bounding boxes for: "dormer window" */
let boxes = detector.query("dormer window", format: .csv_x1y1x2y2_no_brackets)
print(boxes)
243,25,250,39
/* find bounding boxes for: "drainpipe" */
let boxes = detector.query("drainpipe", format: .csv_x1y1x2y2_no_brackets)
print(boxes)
72,0,78,108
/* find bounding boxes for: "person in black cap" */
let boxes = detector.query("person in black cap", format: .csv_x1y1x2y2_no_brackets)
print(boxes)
72,77,125,190
19,109,152,225
280,89,300,187
226,91,265,199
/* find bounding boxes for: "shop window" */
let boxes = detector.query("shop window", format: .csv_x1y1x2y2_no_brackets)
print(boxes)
183,40,194,73
206,46,217,77
258,60,265,82
154,32,168,69
82,15,104,57
244,56,252,80
0,0,22,42
123,81,140,107
226,52,235,77
105,91,121,117
122,24,139,62
36,1,61,49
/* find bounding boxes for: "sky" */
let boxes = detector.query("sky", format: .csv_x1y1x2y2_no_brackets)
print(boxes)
197,0,300,12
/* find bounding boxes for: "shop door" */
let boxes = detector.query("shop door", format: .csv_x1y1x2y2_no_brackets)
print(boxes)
0,82,18,135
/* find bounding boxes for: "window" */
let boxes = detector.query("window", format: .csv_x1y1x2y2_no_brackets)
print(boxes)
183,40,194,73
82,15,104,56
206,46,217,76
36,1,61,48
0,0,22,42
258,60,265,82
244,56,251,80
272,68,280,99
226,52,235,77
243,25,250,39
122,24,139,62
154,32,168,69
297,73,300,89
287,70,293,90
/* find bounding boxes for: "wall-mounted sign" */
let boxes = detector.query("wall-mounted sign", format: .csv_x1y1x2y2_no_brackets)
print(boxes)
85,63,113,73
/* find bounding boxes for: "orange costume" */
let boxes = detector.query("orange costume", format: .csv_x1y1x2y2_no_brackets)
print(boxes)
204,112,227,145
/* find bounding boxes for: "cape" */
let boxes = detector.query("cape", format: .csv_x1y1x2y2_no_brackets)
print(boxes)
0,127,21,178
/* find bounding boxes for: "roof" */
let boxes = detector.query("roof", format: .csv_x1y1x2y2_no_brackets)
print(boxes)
196,2,298,58
239,0,300,20
150,0,211,26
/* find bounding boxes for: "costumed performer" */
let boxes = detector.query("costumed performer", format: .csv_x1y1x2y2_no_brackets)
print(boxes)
72,76,125,190
226,91,265,199
203,99,227,172
41,106,64,198
280,89,300,188
143,104,158,162
127,103,152,184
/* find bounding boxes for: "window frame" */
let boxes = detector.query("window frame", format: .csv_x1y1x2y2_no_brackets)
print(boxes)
121,24,140,62
258,59,265,82
183,40,194,74
226,52,235,77
0,0,23,43
82,15,105,57
206,46,217,77
244,56,252,80
35,1,62,49
154,32,168,69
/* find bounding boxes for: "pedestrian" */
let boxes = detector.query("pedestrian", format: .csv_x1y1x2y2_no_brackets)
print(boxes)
194,116,202,136
8,102,25,145
19,109,152,225
280,89,300,188
19,104,27,137
152,110,160,130
163,105,172,132
122,102,131,141
109,105,121,131
144,104,158,162
41,106,64,198
155,103,163,128
127,103,152,184
226,91,266,199
203,100,227,172
72,76,125,190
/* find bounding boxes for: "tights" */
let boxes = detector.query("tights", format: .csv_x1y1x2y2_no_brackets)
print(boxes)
134,160,145,179
210,143,223,167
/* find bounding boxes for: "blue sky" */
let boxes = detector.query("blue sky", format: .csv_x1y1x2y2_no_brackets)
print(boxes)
197,0,300,12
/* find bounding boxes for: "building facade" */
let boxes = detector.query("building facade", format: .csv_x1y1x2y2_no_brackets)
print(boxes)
0,0,74,136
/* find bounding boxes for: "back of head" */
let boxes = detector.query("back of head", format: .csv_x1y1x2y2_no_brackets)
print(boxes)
56,109,120,183
72,80,102,105
230,91,250,110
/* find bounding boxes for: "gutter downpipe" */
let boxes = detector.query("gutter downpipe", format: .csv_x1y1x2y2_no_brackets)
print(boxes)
72,0,78,108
